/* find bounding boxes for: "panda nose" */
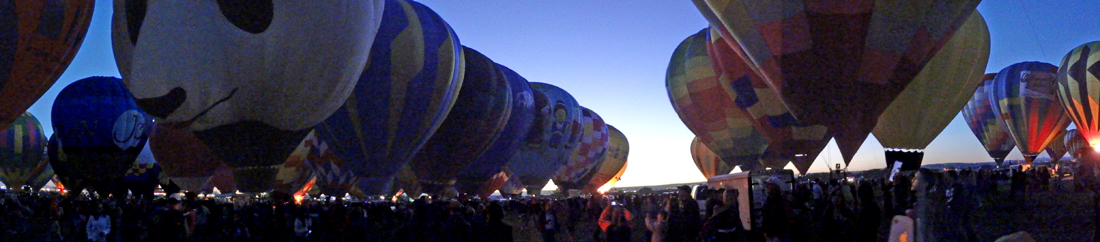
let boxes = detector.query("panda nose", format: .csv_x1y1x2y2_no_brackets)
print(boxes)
135,87,186,119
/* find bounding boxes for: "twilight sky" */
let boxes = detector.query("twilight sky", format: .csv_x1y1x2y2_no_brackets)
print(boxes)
25,1,1100,189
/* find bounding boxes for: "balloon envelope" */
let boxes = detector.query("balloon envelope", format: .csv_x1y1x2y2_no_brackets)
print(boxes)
50,76,151,194
553,107,609,190
456,64,537,198
583,125,629,192
0,112,47,189
508,83,582,193
961,74,1017,165
872,12,990,169
0,0,94,129
666,28,768,169
694,0,981,164
314,0,464,196
408,46,511,196
1046,130,1068,162
1056,41,1100,147
989,62,1069,162
705,27,831,170
1065,129,1088,159
149,124,223,191
692,136,735,179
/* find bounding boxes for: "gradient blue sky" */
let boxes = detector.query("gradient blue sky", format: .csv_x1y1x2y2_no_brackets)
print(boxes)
26,1,1100,188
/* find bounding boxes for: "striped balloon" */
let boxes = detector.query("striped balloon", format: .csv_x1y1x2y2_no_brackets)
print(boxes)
988,62,1070,162
961,75,1017,165
553,107,609,190
705,27,832,170
1065,129,1088,159
408,47,512,196
0,112,47,190
583,125,629,193
694,0,980,164
1056,42,1100,148
0,1,94,130
315,0,464,196
691,136,734,179
508,83,582,194
456,64,537,198
666,28,768,169
1046,130,1068,162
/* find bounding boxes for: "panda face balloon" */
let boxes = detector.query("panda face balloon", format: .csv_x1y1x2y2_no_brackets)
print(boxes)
112,0,385,131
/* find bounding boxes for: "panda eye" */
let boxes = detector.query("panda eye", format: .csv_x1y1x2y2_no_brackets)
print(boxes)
125,0,147,45
216,0,274,34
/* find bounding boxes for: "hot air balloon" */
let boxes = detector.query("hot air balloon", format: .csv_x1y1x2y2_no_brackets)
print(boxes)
583,125,629,193
149,124,223,192
872,12,990,171
313,0,464,196
704,28,831,173
1064,129,1088,160
202,163,236,193
51,76,151,195
0,1,94,130
0,112,47,190
408,47,511,196
121,141,163,197
456,64,536,199
694,0,981,164
989,62,1069,163
1046,130,1068,163
961,74,1017,166
295,133,359,197
498,175,526,197
112,0,385,192
1056,42,1100,150
274,131,321,196
666,28,768,170
552,107,609,191
29,163,55,191
508,83,583,194
692,137,735,179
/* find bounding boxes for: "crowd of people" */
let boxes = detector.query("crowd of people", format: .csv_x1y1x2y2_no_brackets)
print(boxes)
0,163,1087,242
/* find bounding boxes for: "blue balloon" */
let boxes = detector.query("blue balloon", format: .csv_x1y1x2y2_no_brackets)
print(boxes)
507,82,582,193
455,64,536,197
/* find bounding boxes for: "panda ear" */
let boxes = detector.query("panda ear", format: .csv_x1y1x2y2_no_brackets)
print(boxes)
125,0,148,45
216,0,274,34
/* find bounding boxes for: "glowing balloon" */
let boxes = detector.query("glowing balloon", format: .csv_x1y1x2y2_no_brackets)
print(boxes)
1064,129,1088,160
314,0,464,195
666,28,768,169
408,47,512,196
296,133,358,197
692,136,734,179
274,131,320,195
989,62,1070,162
149,124,223,191
553,107,609,190
455,64,536,198
1056,42,1100,147
1046,130,1067,162
582,125,629,193
0,0,94,129
0,112,47,190
50,77,151,194
872,12,990,170
694,0,981,164
508,83,582,193
705,27,831,170
961,74,1017,166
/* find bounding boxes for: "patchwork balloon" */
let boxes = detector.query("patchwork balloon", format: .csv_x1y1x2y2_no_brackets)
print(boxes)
705,27,831,170
989,62,1070,162
0,0,95,129
50,77,151,194
508,83,582,193
408,47,511,196
121,142,163,197
694,0,981,164
666,28,768,169
552,107,609,190
961,74,1016,165
583,125,629,193
872,12,990,170
0,112,47,190
314,0,464,195
455,64,536,198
